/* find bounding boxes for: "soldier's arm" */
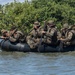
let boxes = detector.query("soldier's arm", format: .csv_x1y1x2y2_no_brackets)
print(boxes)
14,33,20,40
57,31,62,39
9,32,20,42
0,36,9,40
1,36,6,39
61,32,73,42
9,36,17,42
38,28,43,37
29,30,34,37
10,29,17,36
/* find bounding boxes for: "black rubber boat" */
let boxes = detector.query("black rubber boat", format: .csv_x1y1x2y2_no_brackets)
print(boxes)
0,38,75,52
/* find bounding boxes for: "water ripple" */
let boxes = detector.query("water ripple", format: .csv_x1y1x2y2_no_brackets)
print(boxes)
0,51,75,75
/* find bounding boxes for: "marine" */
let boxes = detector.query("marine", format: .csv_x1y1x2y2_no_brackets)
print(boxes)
60,25,75,45
41,20,58,45
61,23,69,39
26,21,42,49
9,26,24,43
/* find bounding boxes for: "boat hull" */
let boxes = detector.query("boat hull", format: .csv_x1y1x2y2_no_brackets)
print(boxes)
0,39,75,52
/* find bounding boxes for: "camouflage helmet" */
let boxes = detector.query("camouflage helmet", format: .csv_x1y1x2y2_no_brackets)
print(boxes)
10,26,17,31
1,29,7,34
63,23,69,28
17,31,23,36
33,21,40,26
47,20,55,27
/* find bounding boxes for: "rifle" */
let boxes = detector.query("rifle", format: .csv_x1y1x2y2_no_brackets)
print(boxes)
43,21,47,31
26,28,34,36
10,28,17,37
58,40,63,52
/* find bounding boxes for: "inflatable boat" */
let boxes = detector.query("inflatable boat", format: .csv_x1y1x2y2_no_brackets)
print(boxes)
0,38,75,52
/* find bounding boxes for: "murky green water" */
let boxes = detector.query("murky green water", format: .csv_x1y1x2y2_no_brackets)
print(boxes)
0,51,75,75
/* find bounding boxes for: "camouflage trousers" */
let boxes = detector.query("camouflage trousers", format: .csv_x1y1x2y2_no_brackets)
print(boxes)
42,36,51,44
26,36,40,49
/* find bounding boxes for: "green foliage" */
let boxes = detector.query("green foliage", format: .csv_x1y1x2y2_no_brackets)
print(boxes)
0,0,75,33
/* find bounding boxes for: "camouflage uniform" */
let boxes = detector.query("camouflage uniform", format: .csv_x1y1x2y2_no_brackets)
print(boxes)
61,23,69,39
43,20,58,45
26,21,42,49
57,31,61,40
60,25,75,45
9,30,24,43
9,26,24,43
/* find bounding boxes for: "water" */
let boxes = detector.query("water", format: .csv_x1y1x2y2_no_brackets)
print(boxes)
0,51,75,75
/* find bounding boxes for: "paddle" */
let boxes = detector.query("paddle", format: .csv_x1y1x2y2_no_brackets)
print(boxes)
38,21,47,52
58,40,63,52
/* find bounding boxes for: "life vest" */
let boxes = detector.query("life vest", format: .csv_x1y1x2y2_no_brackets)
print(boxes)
64,30,75,45
31,27,42,39
46,28,58,44
31,29,38,39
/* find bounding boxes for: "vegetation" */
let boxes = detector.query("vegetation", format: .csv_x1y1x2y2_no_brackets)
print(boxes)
0,0,75,33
